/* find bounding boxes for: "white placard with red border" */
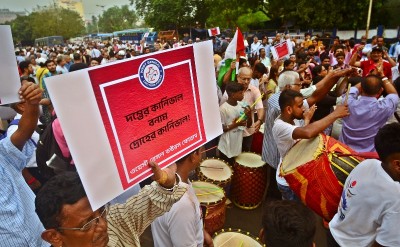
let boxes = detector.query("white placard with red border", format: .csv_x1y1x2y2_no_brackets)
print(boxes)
270,40,293,60
45,41,222,210
0,25,21,105
208,27,220,37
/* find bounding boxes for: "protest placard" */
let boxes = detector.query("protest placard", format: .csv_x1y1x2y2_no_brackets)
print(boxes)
270,40,293,60
0,25,21,105
45,41,222,209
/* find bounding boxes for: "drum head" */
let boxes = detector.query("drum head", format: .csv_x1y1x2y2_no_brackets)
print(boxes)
200,159,232,181
213,230,264,247
192,181,225,204
235,152,265,168
282,135,322,173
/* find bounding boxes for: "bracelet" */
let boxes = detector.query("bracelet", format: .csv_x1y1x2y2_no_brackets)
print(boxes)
158,173,181,191
156,170,168,185
27,177,37,185
382,77,388,81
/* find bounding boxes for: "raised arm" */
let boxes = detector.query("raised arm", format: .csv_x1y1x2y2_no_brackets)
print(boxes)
307,68,353,106
10,82,42,150
292,104,349,139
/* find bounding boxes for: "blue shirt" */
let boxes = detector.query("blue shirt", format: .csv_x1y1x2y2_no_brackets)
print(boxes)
0,137,49,246
339,87,399,152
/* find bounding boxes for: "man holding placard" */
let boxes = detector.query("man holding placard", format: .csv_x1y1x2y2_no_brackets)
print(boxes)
36,163,187,246
0,82,49,246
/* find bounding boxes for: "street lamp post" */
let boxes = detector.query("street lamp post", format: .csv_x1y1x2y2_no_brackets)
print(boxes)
96,5,105,34
365,0,373,39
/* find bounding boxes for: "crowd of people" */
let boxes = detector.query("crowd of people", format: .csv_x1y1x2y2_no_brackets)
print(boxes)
1,31,400,247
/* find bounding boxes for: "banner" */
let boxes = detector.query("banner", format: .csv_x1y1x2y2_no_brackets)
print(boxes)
270,40,293,60
45,41,222,209
208,27,220,37
0,25,21,105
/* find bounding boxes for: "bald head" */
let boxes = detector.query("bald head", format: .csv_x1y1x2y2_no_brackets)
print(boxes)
362,75,382,96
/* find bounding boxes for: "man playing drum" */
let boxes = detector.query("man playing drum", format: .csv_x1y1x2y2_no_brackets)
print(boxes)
151,149,214,247
273,89,349,200
328,123,400,247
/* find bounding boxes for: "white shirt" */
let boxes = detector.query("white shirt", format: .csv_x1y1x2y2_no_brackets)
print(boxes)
272,100,309,186
151,181,203,247
56,65,68,74
251,41,261,56
329,159,400,247
220,85,264,137
218,102,245,158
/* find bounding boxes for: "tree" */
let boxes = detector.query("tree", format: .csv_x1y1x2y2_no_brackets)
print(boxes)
5,15,34,44
29,6,85,39
86,15,99,34
98,5,138,32
265,0,388,29
205,0,264,29
132,0,204,30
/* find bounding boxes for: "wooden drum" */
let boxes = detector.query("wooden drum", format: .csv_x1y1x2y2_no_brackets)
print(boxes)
213,228,265,247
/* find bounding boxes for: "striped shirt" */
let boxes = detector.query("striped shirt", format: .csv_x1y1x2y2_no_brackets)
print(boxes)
261,92,281,169
0,137,48,246
107,181,188,246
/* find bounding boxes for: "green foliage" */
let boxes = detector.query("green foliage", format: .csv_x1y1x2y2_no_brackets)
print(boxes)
132,0,209,30
30,7,85,39
5,15,33,43
6,6,85,43
98,5,138,32
265,0,388,29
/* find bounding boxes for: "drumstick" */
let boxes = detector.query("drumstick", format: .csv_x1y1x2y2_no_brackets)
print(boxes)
196,191,224,196
193,186,223,190
344,83,351,104
239,241,244,247
200,146,217,154
200,165,224,170
236,93,264,123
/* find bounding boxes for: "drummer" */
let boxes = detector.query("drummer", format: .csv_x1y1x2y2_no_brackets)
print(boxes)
272,89,349,200
151,149,214,247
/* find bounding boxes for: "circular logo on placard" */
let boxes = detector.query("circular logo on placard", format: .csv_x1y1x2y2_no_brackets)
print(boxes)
138,58,164,90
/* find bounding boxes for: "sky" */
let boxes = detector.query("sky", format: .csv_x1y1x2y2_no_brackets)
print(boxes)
1,0,131,19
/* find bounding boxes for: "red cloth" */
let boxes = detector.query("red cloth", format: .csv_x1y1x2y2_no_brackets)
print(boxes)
360,60,392,78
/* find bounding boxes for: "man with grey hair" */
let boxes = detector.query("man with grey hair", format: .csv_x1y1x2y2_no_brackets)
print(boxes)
220,67,265,151
261,68,353,199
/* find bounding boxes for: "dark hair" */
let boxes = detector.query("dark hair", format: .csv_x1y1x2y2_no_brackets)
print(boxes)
44,59,55,67
307,45,315,50
262,200,316,247
312,65,324,77
362,75,382,96
279,89,303,111
335,52,345,58
226,81,244,96
35,172,86,229
18,61,30,72
73,53,81,61
268,65,280,82
375,123,400,162
175,148,200,164
20,76,35,84
254,62,267,74
284,59,294,68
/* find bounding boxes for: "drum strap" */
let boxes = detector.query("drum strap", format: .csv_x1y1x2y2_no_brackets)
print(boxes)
394,112,400,123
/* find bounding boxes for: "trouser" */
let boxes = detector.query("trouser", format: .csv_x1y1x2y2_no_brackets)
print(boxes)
242,135,253,152
277,183,300,201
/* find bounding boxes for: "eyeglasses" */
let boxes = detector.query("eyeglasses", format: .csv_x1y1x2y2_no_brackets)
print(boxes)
57,205,108,232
